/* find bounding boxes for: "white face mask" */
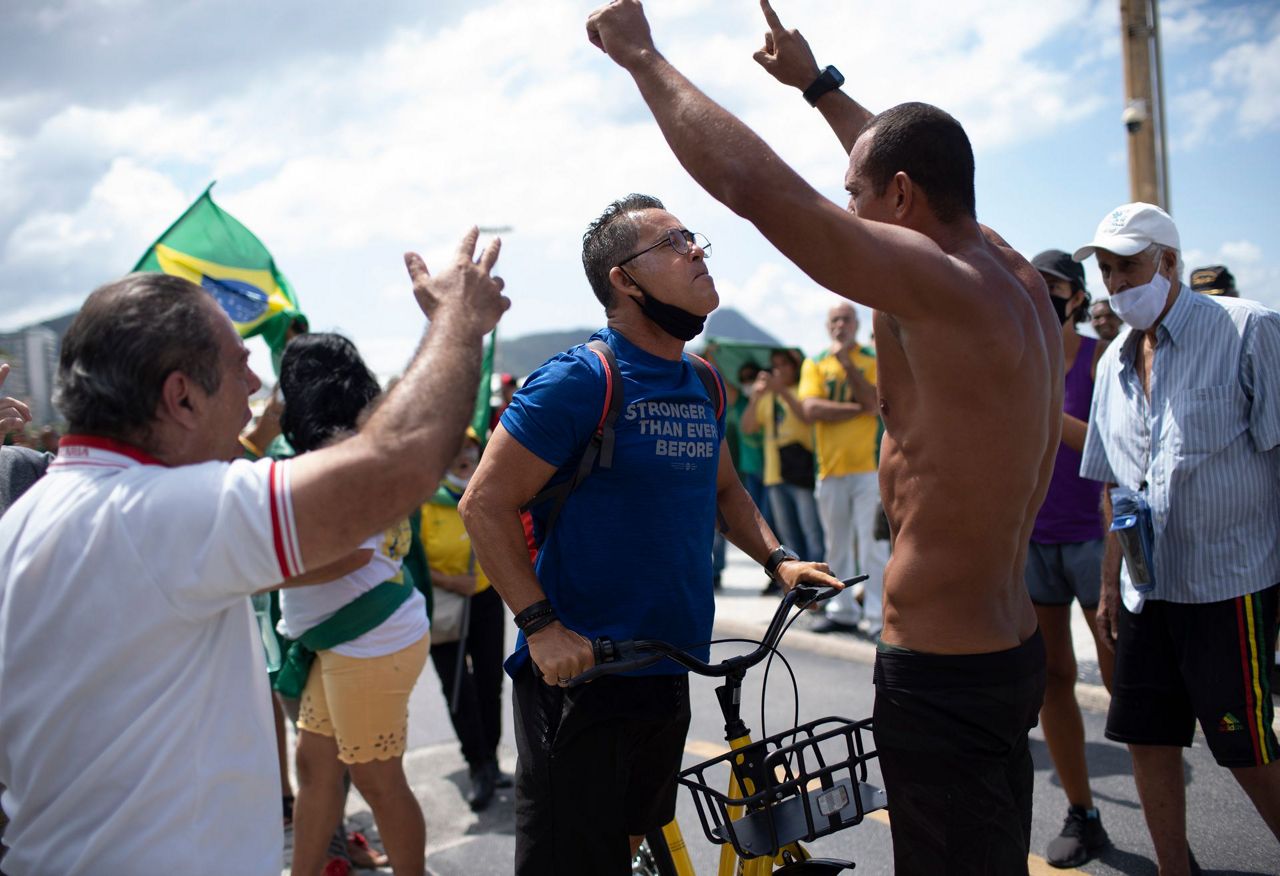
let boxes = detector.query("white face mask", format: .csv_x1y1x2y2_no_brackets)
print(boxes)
1108,269,1171,331
444,472,471,492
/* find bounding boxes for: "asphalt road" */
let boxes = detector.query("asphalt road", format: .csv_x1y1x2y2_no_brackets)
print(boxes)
284,548,1279,875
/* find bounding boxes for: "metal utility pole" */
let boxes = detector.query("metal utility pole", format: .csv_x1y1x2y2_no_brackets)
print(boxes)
1119,0,1171,210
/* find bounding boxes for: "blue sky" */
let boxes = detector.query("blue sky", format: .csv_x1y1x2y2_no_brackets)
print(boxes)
1,0,1276,379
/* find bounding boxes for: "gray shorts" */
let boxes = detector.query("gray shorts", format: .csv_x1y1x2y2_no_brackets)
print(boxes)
1025,539,1103,609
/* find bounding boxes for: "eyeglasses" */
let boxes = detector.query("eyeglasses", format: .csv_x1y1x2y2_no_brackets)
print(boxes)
619,228,711,265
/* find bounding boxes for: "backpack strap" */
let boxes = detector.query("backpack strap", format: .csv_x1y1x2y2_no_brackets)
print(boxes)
521,339,624,540
685,352,725,422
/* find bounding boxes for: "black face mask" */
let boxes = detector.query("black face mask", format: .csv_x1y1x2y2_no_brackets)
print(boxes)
1050,295,1076,325
625,278,706,342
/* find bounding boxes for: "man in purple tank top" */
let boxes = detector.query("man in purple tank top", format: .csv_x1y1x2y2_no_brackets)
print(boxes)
1027,249,1115,868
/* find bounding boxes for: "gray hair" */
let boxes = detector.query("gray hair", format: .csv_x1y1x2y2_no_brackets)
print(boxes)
1144,243,1183,283
54,273,223,443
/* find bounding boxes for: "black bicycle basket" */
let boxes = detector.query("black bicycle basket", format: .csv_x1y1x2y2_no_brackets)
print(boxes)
676,716,884,860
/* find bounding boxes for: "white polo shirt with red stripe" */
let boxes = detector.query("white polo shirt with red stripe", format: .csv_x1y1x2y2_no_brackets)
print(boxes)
0,436,302,876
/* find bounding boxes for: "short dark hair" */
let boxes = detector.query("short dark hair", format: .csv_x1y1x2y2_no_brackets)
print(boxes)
279,333,381,453
54,273,222,442
582,194,665,309
769,347,803,381
858,102,976,224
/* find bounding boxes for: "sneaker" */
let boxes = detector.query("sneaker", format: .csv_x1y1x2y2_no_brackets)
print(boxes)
1045,805,1109,868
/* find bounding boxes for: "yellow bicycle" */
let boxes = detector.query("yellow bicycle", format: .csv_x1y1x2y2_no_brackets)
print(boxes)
572,581,886,876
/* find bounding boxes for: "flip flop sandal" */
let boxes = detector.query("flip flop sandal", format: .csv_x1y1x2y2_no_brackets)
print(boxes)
346,831,389,869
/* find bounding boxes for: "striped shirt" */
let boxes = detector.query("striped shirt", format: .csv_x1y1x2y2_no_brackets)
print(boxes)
1080,286,1280,604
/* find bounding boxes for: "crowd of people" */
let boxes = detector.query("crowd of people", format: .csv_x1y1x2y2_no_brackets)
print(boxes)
2,2,1278,875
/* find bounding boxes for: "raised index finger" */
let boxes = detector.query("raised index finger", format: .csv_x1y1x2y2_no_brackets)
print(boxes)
760,0,785,33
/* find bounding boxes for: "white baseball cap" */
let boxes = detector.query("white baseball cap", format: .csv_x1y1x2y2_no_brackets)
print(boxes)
1072,202,1180,262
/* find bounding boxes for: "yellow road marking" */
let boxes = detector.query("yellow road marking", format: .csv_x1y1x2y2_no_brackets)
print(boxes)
685,740,728,760
1028,855,1086,875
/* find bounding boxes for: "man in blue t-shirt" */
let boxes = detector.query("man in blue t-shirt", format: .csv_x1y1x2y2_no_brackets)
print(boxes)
462,194,839,875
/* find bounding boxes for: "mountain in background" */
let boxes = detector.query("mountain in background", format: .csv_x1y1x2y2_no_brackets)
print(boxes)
493,308,776,378
702,308,780,346
494,328,594,377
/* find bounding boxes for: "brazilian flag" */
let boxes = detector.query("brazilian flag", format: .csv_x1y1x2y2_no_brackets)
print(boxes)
470,330,496,445
134,183,304,373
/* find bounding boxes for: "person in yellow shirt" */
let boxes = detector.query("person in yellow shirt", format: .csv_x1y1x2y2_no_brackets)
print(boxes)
742,348,824,576
423,430,511,812
798,303,884,635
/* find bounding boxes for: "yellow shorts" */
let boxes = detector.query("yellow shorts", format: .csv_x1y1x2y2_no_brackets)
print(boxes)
297,633,430,764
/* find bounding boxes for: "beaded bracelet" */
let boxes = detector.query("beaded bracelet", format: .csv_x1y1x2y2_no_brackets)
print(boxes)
521,612,559,637
514,599,556,633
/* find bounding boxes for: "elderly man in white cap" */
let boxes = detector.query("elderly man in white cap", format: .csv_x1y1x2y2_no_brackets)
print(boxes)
1075,202,1280,874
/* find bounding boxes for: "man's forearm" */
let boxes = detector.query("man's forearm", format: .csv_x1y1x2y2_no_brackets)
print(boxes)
461,499,548,617
801,398,861,423
1100,485,1121,586
624,52,824,221
290,306,485,568
815,90,874,155
718,480,778,566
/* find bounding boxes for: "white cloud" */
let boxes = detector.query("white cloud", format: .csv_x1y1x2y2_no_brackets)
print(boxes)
1210,10,1280,136
4,157,186,271
1169,86,1231,150
1183,239,1279,310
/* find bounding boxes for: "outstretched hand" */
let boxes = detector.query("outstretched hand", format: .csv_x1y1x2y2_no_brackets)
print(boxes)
752,0,821,90
403,228,510,336
0,363,32,436
586,0,658,70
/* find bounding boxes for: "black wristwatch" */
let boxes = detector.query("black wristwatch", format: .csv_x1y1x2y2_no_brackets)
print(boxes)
764,545,800,580
802,65,845,107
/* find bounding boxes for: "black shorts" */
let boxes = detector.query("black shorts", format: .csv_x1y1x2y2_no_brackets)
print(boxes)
1106,584,1279,768
511,662,691,876
872,631,1046,876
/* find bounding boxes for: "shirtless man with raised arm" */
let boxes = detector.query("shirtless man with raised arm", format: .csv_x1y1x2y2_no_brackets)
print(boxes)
585,2,1060,872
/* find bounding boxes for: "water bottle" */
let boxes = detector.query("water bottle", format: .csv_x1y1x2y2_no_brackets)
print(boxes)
251,592,283,673
1110,487,1156,593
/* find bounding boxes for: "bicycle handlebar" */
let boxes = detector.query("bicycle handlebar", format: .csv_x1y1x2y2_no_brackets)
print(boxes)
566,577,865,686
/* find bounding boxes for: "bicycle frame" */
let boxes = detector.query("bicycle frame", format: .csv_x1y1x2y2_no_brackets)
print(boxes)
655,662,817,875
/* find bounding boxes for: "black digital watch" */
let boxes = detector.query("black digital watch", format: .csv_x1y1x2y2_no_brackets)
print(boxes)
803,65,845,107
764,545,801,580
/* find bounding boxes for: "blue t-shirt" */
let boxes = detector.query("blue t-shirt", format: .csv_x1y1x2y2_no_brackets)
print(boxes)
501,328,726,677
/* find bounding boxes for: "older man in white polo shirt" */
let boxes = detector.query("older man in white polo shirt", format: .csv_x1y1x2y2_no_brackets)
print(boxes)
0,230,508,876
1075,203,1280,874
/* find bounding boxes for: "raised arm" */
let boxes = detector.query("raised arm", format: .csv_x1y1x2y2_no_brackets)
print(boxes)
752,0,872,155
585,1,954,323
286,229,510,571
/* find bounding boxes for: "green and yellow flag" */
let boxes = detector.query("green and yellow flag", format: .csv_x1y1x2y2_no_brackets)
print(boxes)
470,330,496,445
134,183,304,372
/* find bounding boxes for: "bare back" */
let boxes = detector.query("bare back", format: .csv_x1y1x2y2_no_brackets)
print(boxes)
874,235,1062,653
